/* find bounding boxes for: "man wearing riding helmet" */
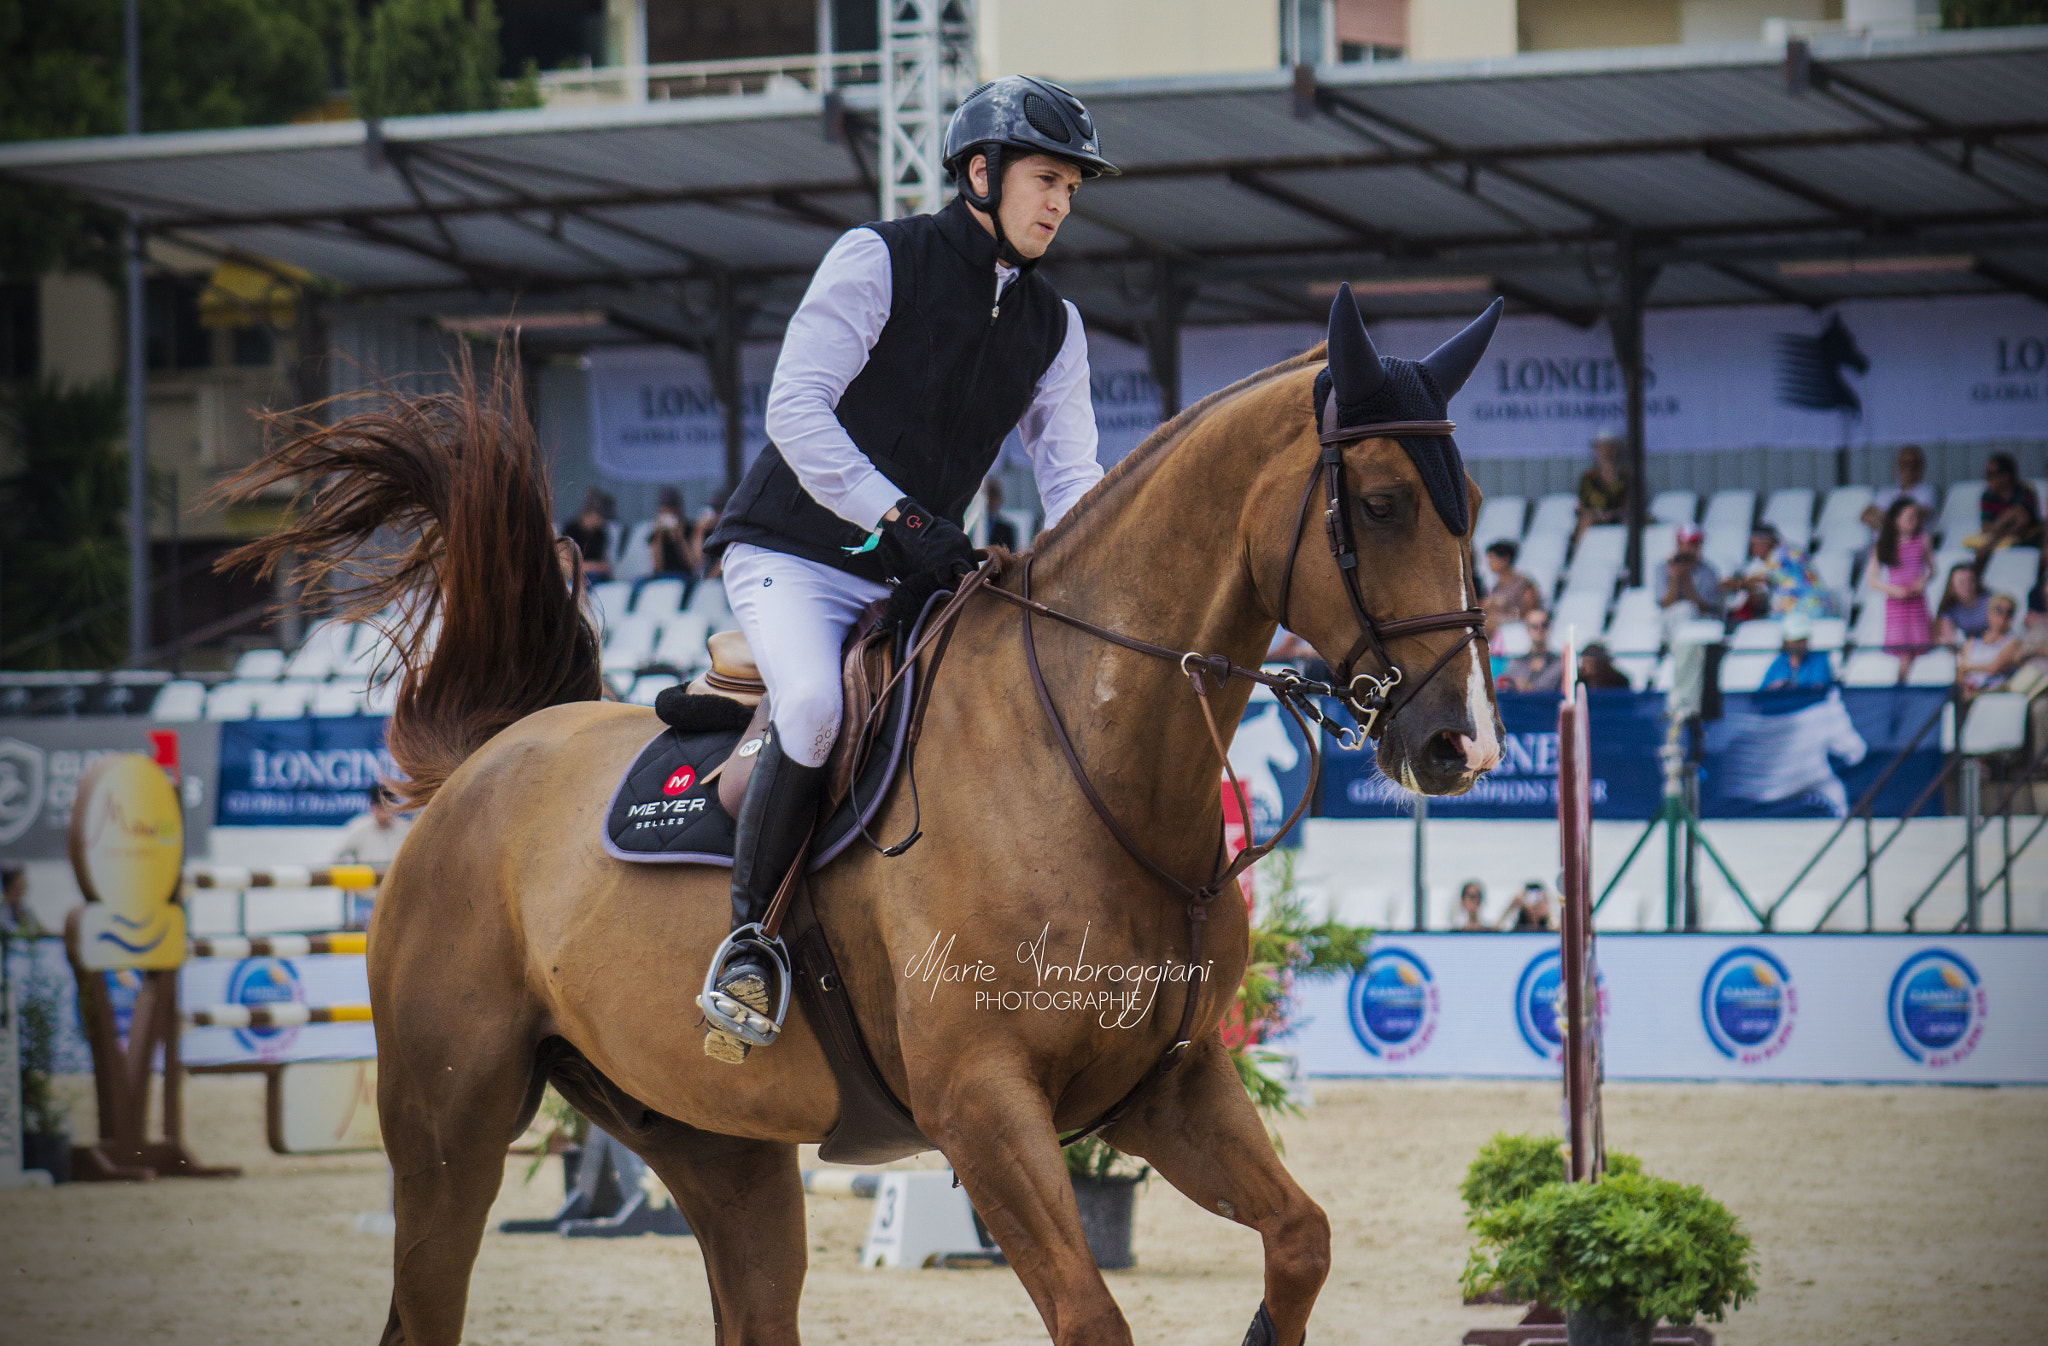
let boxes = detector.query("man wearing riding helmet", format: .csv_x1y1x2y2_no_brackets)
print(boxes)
698,76,1118,1063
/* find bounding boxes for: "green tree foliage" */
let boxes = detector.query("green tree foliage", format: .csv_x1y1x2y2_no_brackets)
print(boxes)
0,379,132,669
1460,1132,1643,1215
1941,0,2048,25
1461,1171,1760,1326
352,0,539,119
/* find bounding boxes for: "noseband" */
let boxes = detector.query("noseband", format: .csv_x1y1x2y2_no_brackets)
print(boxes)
1273,394,1487,745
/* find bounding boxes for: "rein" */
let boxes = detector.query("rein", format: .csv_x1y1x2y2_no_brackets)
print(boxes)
826,403,1490,1144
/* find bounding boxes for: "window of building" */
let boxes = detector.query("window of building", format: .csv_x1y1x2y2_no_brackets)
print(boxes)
0,282,37,379
146,277,210,372
649,0,816,64
230,324,274,368
498,0,604,76
1280,0,1334,65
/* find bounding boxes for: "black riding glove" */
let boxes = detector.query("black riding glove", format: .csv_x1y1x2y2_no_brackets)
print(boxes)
879,497,977,585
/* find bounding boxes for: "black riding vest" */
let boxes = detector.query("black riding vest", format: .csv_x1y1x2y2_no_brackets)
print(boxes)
708,198,1070,581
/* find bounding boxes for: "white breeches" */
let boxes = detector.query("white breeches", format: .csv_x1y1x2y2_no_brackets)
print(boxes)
722,543,891,768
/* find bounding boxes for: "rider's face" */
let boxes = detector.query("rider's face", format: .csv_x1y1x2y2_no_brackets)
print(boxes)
969,153,1082,260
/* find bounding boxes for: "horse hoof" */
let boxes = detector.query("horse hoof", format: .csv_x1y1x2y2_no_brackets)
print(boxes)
703,1028,751,1064
1241,1301,1289,1346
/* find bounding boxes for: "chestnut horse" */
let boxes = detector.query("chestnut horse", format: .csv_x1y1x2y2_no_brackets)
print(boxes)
225,289,1503,1346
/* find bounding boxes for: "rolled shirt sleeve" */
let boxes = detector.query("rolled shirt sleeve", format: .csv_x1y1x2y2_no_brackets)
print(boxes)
1017,300,1103,529
761,229,908,532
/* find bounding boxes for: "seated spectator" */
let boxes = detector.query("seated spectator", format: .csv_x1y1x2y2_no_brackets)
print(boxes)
1962,453,2043,555
333,783,413,865
982,479,1019,552
693,488,728,581
1958,594,2024,696
1860,444,1936,530
1,862,41,942
1729,524,1831,624
1574,431,1629,542
560,488,614,582
1653,525,1722,630
1480,539,1544,636
1499,608,1565,693
1502,881,1557,931
1762,612,1832,690
634,487,701,603
1454,881,1491,932
1577,642,1632,689
1935,564,1991,645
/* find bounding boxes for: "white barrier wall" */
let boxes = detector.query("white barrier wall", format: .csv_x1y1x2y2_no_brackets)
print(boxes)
1281,933,2048,1084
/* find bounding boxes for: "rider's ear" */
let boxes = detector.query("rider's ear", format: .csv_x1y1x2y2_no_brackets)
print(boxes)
1420,297,1505,398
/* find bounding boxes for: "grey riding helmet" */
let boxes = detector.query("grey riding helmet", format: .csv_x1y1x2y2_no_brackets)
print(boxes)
942,76,1121,205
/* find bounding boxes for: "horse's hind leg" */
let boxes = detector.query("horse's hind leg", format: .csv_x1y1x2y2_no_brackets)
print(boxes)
621,1123,807,1345
372,978,541,1344
1103,1038,1330,1346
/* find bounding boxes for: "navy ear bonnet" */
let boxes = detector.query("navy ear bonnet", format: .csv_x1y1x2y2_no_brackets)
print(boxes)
1313,287,1504,539
1313,361,1468,537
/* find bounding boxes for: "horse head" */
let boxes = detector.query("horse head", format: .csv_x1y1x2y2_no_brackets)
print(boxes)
1252,283,1504,796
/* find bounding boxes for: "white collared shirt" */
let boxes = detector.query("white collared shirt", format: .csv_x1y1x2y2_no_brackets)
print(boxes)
761,226,1103,534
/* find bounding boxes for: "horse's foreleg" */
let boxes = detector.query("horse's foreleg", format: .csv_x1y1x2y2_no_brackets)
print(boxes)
924,1071,1132,1346
628,1126,806,1346
1104,1038,1330,1346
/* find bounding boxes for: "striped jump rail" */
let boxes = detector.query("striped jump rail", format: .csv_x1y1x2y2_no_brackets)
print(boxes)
182,864,387,890
188,933,368,959
183,1004,373,1029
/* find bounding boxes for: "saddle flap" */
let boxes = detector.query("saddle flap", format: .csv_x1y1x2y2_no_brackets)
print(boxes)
826,600,898,811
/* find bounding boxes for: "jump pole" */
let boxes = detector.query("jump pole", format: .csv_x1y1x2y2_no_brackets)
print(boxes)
1557,670,1605,1182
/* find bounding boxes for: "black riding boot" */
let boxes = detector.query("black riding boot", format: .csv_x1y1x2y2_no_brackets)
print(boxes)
703,730,825,1063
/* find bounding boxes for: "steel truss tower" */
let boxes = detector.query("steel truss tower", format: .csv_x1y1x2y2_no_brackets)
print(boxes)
878,0,978,220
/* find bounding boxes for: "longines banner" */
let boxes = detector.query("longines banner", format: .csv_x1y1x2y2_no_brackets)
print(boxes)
585,342,779,482
0,719,217,860
1281,933,2048,1084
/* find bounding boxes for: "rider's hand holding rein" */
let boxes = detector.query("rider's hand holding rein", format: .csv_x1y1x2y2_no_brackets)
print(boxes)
880,498,979,585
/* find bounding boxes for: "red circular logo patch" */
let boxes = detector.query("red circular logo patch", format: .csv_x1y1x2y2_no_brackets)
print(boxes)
662,765,697,796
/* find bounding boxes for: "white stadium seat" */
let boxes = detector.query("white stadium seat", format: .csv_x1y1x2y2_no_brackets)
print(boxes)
686,577,732,622
204,681,266,720
1518,533,1568,598
1552,591,1609,647
653,613,713,670
1649,489,1697,525
1561,562,1619,601
1809,617,1848,652
1471,496,1526,568
632,577,687,618
1983,546,2040,603
1730,619,1784,650
1702,528,1749,578
1611,586,1659,630
1702,489,1757,538
312,682,365,716
1641,524,1679,568
1604,620,1662,656
150,680,207,722
1574,525,1627,573
1494,621,1532,658
1811,548,1854,600
1906,648,1957,687
231,648,287,681
1673,617,1726,647
600,615,659,674
1932,481,1982,545
612,520,657,584
1840,649,1900,687
1718,651,1777,692
363,678,399,715
254,682,313,719
1762,488,1816,551
627,673,681,707
1849,596,1889,649
1526,493,1578,541
1815,485,1873,538
586,581,632,631
282,621,358,681
1614,655,1658,691
1961,692,2029,755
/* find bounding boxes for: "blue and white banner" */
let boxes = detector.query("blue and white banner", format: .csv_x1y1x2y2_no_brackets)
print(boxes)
215,718,396,827
1229,683,1317,847
1320,690,1667,820
585,343,777,483
1701,686,1948,818
179,954,373,1068
1280,933,2048,1084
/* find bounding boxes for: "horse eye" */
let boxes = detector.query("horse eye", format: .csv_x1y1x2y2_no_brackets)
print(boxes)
1361,495,1396,521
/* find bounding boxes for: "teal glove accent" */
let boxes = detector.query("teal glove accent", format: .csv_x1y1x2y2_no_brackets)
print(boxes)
842,529,882,557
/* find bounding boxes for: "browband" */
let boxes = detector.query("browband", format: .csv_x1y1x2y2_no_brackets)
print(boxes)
1319,418,1456,446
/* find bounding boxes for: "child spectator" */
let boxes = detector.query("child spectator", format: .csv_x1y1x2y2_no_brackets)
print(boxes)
1865,497,1933,682
1935,564,1991,645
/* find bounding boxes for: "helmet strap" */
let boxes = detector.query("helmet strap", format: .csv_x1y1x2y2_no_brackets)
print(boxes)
958,144,1032,270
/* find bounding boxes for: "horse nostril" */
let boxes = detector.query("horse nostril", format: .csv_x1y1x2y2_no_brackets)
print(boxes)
1425,730,1467,769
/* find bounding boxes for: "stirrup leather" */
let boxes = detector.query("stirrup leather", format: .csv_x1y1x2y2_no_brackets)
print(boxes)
697,922,793,1048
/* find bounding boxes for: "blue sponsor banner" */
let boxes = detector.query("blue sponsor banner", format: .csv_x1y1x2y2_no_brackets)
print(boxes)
1700,686,1948,818
215,717,396,826
1318,690,1666,820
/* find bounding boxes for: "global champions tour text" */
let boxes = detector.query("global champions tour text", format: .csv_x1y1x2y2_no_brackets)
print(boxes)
903,925,1215,1030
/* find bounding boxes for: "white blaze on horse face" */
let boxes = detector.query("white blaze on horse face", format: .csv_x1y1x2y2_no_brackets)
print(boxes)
1457,549,1502,773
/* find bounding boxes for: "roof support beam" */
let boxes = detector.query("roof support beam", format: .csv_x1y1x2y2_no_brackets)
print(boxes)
1490,277,1600,329
1973,257,2048,307
1708,260,1824,309
1225,168,1418,257
1699,144,1884,232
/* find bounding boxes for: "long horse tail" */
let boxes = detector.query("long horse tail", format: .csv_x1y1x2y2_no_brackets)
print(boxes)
216,345,603,809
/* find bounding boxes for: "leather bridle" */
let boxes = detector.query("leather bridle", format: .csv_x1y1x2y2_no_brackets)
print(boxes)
831,399,1492,1145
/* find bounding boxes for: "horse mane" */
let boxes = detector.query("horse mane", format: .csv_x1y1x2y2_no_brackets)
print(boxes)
1028,342,1328,564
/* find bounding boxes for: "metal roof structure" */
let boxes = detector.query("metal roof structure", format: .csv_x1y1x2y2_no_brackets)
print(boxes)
3,25,2045,352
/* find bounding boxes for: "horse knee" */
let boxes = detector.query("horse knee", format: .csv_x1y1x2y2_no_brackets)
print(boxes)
1263,1197,1331,1296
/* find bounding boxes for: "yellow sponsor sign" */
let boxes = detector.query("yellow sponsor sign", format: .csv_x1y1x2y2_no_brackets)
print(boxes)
67,753,187,970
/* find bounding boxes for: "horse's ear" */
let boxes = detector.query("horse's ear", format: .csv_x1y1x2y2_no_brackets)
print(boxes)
1420,297,1505,399
1326,282,1386,407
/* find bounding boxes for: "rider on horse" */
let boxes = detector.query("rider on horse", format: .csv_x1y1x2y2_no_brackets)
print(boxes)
698,77,1120,1063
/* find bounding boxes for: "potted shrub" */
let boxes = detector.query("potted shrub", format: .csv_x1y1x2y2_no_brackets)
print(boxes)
17,970,71,1184
1060,857,1371,1269
1461,1131,1640,1215
1462,1170,1759,1346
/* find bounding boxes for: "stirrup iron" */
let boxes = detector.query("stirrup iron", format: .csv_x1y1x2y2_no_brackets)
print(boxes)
698,922,793,1048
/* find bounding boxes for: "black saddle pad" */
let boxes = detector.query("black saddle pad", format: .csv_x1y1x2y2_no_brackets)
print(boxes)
601,660,916,869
